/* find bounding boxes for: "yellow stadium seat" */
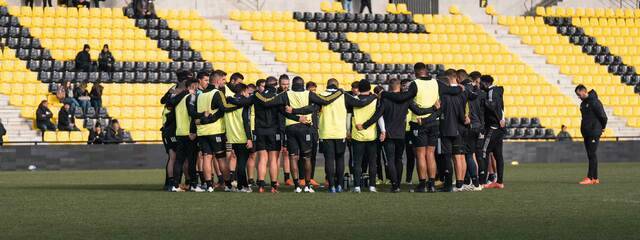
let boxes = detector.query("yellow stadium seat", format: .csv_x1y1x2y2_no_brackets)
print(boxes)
535,7,545,16
449,5,460,15
397,3,410,14
485,5,496,16
386,4,398,14
43,131,56,142
332,2,345,13
70,131,83,142
320,1,332,12
56,131,70,142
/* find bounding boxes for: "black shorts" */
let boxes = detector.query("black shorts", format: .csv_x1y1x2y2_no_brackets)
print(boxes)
162,134,177,153
441,135,465,155
286,125,313,155
410,122,439,147
462,128,481,154
254,133,282,151
197,134,226,154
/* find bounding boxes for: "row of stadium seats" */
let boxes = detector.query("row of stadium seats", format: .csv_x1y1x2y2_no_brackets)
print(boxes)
232,10,363,84
153,9,265,77
545,17,639,86
537,7,640,18
499,15,640,132
42,130,158,142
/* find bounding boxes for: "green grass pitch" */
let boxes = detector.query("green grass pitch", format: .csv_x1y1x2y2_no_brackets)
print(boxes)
1,163,639,239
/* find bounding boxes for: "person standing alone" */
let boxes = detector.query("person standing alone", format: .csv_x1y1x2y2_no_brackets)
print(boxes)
575,84,607,185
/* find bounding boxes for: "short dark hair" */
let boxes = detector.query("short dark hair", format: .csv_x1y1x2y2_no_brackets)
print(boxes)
212,70,227,78
279,74,289,82
358,80,371,92
414,62,427,73
230,72,244,82
247,83,256,89
235,83,248,94
480,75,494,85
351,81,359,89
373,85,384,94
256,79,266,87
388,78,400,86
327,78,339,87
177,70,191,82
197,71,210,80
445,69,457,78
575,84,587,92
292,76,304,86
306,81,317,90
469,71,482,80
456,69,468,80
561,125,567,129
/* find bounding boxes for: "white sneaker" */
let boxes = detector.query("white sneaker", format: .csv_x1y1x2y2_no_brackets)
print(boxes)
231,180,238,188
224,186,232,192
190,186,205,192
170,186,185,192
304,186,315,193
369,186,377,192
206,186,214,192
462,184,474,192
294,187,303,193
353,187,361,193
472,185,483,191
453,187,463,192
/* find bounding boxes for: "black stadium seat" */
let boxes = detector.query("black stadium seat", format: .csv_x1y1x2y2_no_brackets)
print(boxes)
112,72,124,83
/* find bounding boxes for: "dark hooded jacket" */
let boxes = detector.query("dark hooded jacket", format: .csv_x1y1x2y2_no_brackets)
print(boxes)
580,90,608,137
484,85,504,130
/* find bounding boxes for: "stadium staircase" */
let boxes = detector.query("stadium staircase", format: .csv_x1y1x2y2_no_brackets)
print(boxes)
492,7,640,136
230,4,561,139
207,18,291,77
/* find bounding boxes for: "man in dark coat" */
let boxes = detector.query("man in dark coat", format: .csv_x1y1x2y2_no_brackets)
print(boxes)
575,84,607,185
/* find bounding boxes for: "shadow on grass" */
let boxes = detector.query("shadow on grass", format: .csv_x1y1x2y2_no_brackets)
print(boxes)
16,184,162,192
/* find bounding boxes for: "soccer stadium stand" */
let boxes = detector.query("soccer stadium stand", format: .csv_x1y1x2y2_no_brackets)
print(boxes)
498,8,640,133
2,1,640,143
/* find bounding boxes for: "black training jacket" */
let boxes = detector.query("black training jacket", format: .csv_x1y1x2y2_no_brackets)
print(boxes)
580,90,608,137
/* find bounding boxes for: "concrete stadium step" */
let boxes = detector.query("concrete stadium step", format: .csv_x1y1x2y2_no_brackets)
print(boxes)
205,17,293,77
472,16,640,137
0,95,41,142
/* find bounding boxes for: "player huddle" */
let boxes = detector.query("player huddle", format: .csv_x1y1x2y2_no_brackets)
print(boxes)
160,62,506,193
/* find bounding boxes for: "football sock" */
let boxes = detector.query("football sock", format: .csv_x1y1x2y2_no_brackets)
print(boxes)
284,173,291,181
217,175,224,184
270,181,277,188
456,180,463,189
197,171,204,185
472,176,479,187
230,171,236,182
206,180,213,189
294,179,300,188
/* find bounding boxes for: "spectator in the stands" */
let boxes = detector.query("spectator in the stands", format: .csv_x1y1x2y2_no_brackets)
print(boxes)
98,44,115,73
58,102,80,131
92,0,104,8
341,0,352,12
36,100,56,132
134,0,156,18
88,123,105,144
60,80,80,113
73,0,90,8
0,118,6,146
25,0,53,8
74,82,91,115
360,0,372,14
105,119,125,144
556,125,573,142
90,81,103,116
75,44,93,72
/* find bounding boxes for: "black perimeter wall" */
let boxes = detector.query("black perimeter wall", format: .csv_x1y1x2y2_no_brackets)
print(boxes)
0,141,638,170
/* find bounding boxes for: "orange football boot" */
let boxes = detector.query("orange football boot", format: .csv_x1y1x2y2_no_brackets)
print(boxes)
579,177,593,185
